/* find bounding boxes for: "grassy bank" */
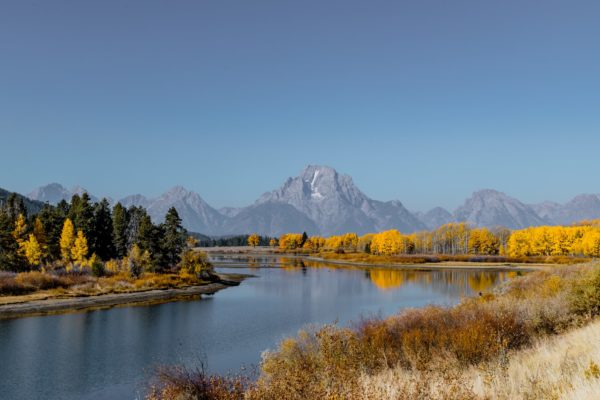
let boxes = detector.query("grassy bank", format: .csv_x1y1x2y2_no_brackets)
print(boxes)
0,270,215,306
147,262,600,400
315,251,590,265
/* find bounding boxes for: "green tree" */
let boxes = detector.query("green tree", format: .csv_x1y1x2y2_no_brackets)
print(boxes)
92,199,115,260
112,203,129,258
161,207,186,270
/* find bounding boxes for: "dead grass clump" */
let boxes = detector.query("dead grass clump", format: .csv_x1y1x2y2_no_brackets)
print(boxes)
147,365,248,400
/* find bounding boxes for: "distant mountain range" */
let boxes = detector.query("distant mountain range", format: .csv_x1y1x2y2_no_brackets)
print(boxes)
20,165,600,236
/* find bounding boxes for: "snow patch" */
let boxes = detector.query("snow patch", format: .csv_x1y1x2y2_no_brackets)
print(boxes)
310,170,325,200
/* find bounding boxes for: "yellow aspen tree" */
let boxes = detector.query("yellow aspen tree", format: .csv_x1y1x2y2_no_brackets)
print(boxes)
247,233,260,247
269,238,278,247
22,234,42,266
60,218,75,264
71,230,89,269
12,214,28,255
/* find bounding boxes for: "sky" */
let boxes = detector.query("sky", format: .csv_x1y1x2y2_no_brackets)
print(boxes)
1,0,599,211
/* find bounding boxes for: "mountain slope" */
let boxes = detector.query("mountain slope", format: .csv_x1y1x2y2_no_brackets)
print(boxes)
532,194,600,225
416,207,454,229
1,187,45,215
454,189,547,229
138,186,225,233
255,165,426,235
28,183,100,204
220,202,318,236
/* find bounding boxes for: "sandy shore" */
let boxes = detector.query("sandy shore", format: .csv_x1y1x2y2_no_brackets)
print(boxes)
0,282,233,320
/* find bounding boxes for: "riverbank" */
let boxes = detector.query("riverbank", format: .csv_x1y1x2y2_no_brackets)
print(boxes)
304,255,545,271
147,261,600,400
0,272,246,319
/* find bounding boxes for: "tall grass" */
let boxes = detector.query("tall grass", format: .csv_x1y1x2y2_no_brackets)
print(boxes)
147,262,600,400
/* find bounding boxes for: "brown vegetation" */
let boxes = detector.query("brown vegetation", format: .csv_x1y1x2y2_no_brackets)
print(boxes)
147,262,600,400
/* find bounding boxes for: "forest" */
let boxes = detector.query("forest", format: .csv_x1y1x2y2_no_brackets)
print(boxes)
0,192,213,296
273,221,600,259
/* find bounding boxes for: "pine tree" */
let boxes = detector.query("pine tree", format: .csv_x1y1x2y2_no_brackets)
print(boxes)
92,199,115,260
69,193,94,239
112,203,129,258
161,207,186,270
38,204,65,261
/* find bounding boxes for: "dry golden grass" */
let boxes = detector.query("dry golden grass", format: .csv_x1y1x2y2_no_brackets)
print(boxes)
358,318,600,400
0,271,208,305
146,262,600,400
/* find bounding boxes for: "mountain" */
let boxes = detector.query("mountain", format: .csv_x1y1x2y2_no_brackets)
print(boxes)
221,202,319,236
123,186,225,234
416,207,454,229
532,194,600,225
454,189,547,229
28,183,100,204
0,187,45,215
27,170,600,236
255,165,426,235
219,207,242,218
119,194,151,209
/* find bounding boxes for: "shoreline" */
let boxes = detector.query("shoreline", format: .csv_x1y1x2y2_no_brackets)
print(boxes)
302,256,547,271
206,248,549,271
0,280,240,320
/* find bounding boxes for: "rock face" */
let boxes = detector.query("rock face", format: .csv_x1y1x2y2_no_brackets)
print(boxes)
122,186,225,233
531,194,600,225
255,165,426,235
417,207,454,229
220,202,319,236
454,189,548,229
27,170,600,236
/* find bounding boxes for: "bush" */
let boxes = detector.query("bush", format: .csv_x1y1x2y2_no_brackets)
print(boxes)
570,266,600,317
147,365,248,400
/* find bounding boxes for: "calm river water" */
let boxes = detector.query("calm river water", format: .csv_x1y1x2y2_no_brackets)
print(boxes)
0,255,518,399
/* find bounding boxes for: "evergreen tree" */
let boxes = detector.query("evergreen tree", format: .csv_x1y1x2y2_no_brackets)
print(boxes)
68,193,94,239
161,207,186,270
37,204,65,261
0,208,24,271
92,199,115,260
112,203,129,258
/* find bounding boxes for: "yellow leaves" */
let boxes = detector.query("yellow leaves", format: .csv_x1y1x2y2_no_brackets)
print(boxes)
247,233,260,247
370,230,409,255
469,228,500,255
71,230,89,267
269,238,278,247
506,226,600,257
324,233,358,251
279,233,304,250
303,236,326,252
581,229,600,257
12,213,27,243
20,234,42,266
60,218,75,263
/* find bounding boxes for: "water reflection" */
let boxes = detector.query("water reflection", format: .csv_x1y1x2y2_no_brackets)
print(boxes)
212,255,518,298
0,254,522,400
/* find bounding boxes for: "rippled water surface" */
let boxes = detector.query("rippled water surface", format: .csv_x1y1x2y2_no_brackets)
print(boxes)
0,255,519,400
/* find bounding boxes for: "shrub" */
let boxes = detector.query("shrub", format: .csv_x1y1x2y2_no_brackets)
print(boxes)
570,266,600,317
147,365,248,400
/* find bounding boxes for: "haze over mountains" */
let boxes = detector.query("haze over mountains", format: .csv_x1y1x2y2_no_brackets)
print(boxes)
24,165,600,236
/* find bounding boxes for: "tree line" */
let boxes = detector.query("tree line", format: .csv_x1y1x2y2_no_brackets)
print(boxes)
274,221,600,258
0,192,208,275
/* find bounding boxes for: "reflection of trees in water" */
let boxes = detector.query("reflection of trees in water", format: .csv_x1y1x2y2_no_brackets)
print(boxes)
278,257,307,273
367,269,518,296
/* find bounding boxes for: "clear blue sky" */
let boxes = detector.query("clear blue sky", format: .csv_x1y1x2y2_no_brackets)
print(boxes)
1,0,599,211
